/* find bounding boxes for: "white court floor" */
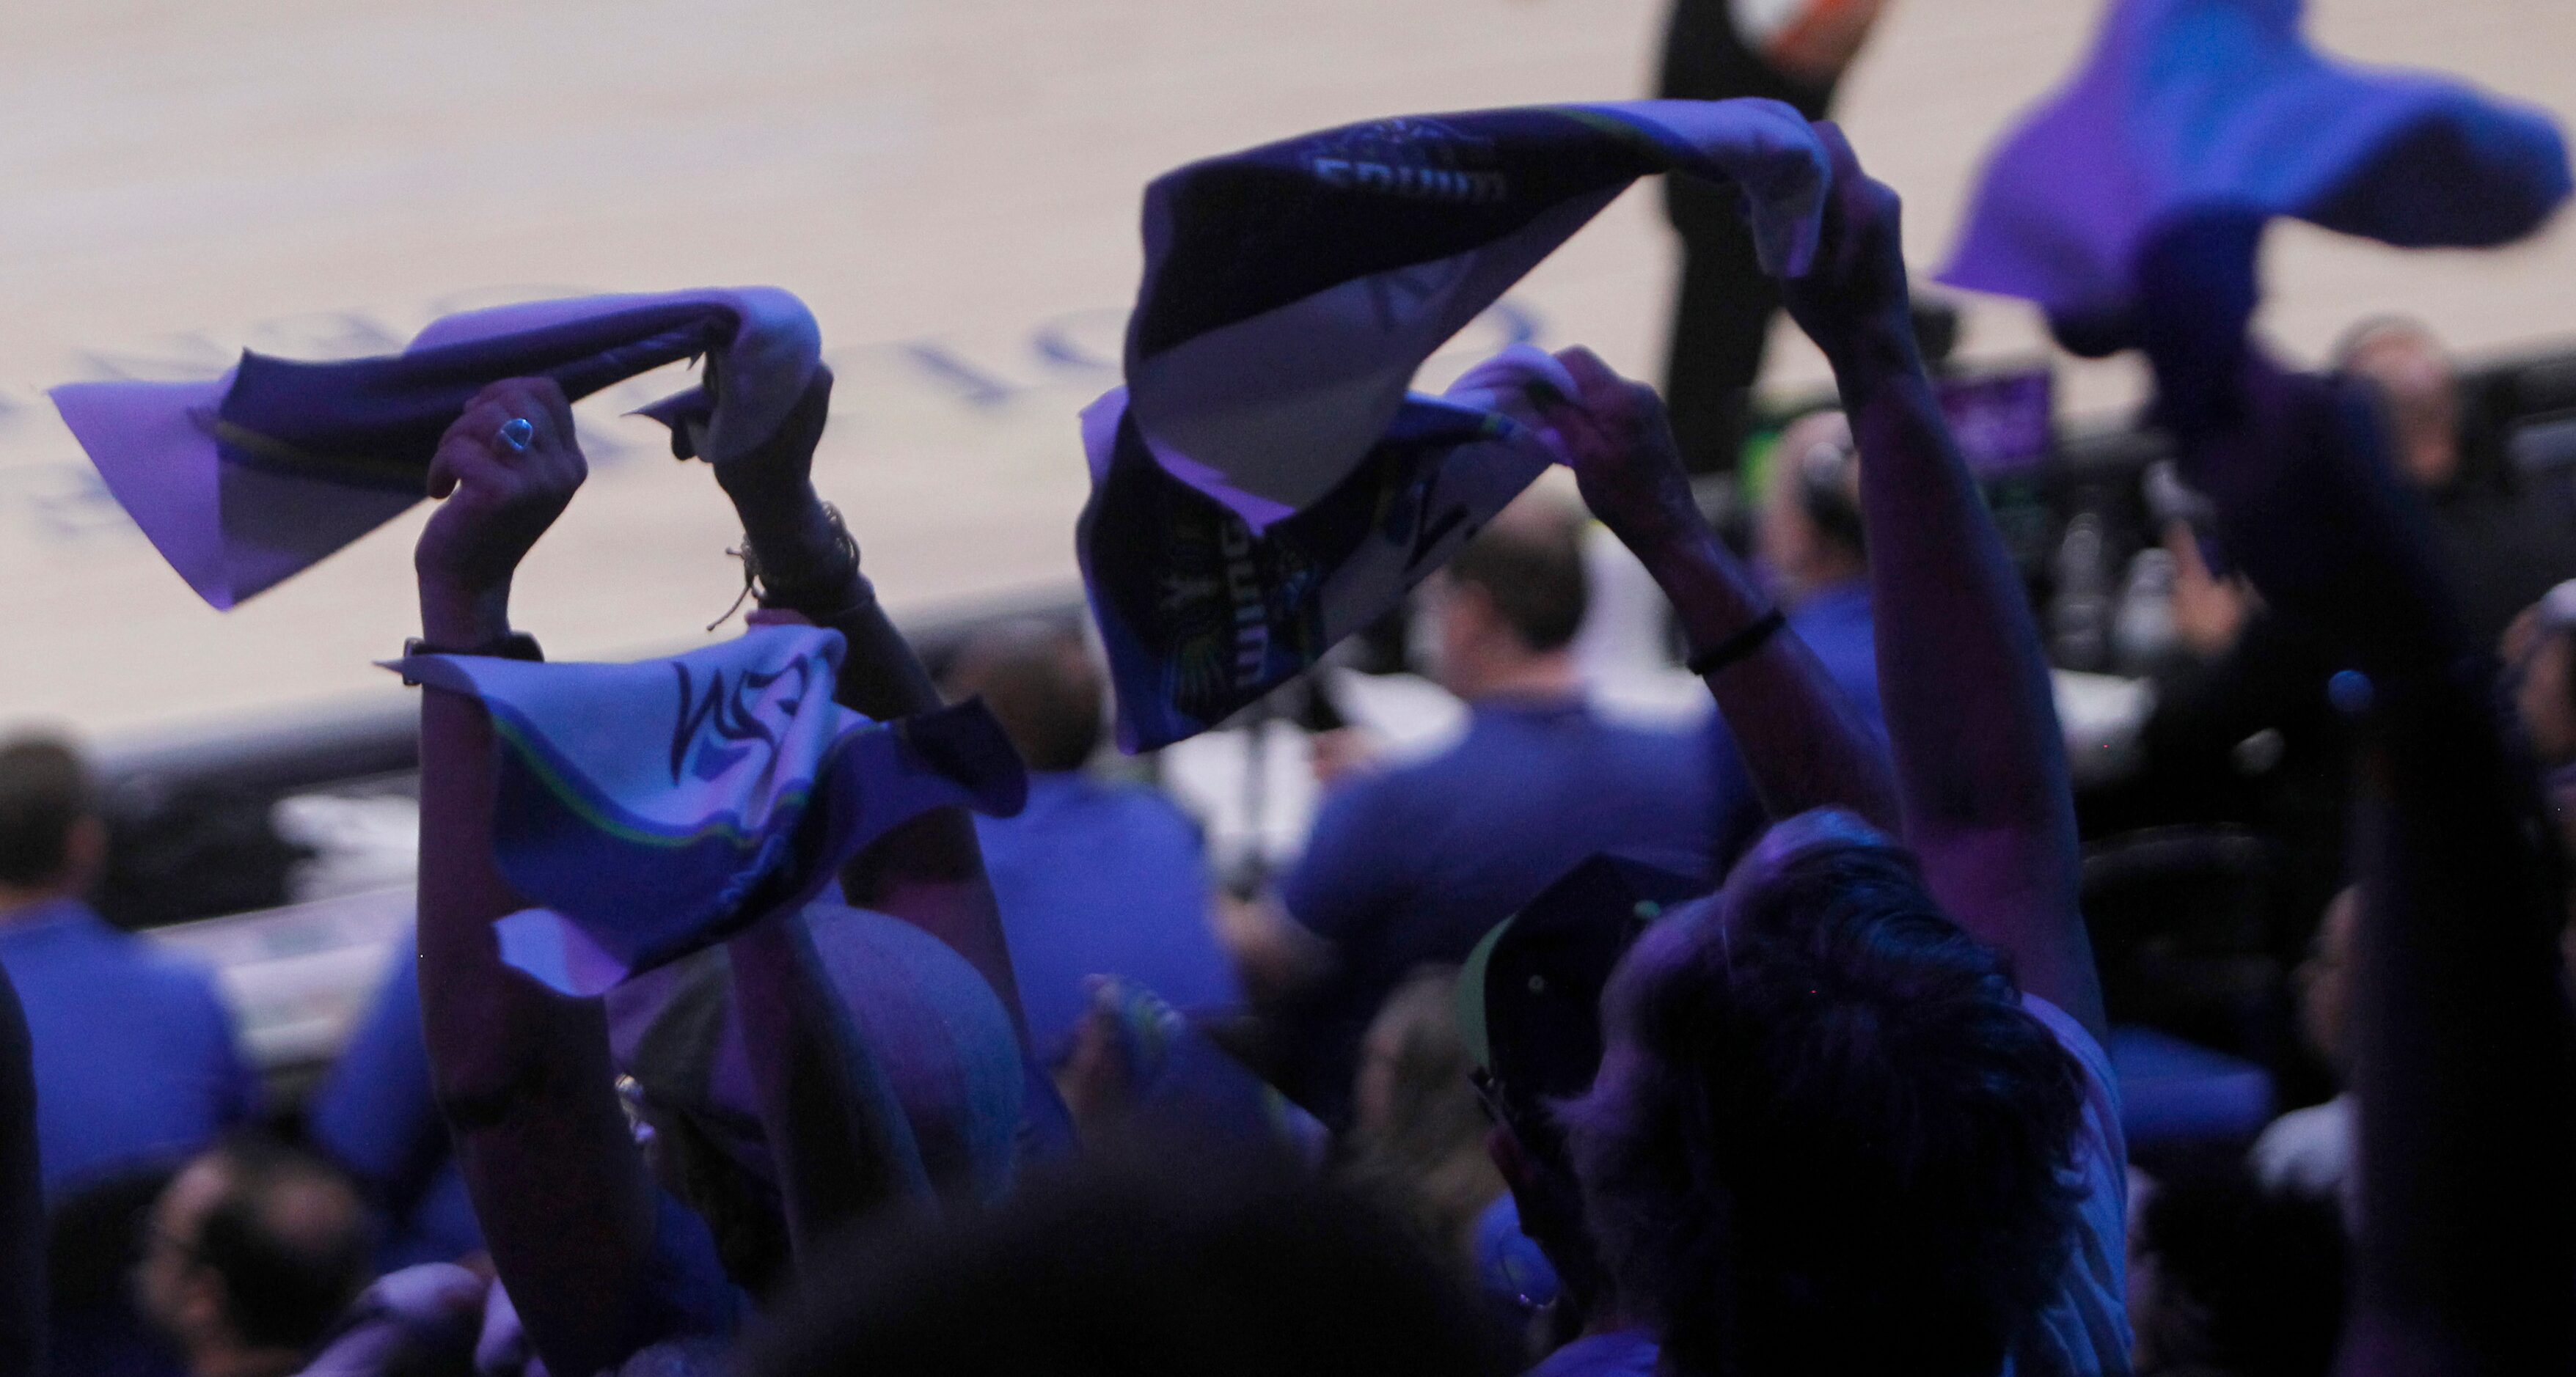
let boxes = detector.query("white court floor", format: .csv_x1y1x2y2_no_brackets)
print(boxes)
4,0,2573,739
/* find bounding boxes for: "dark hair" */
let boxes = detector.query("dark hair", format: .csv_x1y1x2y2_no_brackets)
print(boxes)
2135,1156,2346,1377
1564,810,2087,1377
189,1138,374,1352
744,1136,1515,1377
942,620,1104,773
2330,313,2440,370
1446,509,1588,653
1788,424,1865,560
0,736,92,889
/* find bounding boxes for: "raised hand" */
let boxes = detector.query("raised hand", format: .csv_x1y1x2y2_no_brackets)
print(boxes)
1779,121,1914,374
1526,342,1902,836
706,364,838,563
1530,345,1702,555
414,378,588,642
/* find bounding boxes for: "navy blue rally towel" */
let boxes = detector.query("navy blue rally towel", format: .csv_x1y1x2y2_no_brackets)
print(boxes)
1077,100,1831,752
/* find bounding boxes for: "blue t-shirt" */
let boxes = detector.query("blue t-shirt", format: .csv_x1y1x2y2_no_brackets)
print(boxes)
1276,697,1718,1123
307,933,486,1268
1708,581,1887,868
975,772,1242,1062
0,900,258,1192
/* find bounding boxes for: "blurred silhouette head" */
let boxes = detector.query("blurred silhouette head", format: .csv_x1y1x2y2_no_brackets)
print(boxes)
1563,809,2087,1376
1757,410,1866,606
2129,1158,2346,1377
138,1137,373,1377
2337,317,2462,491
1460,854,1705,1326
0,734,104,909
1428,495,1589,701
943,619,1105,774
1346,967,1503,1261
744,1137,1514,1377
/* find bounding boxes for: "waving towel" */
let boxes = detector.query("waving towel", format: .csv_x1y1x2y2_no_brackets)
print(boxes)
1080,99,1832,750
51,287,821,609
389,625,1027,995
1939,0,2570,327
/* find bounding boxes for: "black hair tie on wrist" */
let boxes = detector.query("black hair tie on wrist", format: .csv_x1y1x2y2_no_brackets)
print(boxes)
1686,608,1787,678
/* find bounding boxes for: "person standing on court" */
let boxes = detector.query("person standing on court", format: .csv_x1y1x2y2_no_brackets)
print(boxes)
1658,0,1888,472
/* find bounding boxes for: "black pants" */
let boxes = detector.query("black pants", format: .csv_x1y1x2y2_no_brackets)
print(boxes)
1658,0,1841,473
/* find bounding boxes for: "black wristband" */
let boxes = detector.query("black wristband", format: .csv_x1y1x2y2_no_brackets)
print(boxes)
1685,609,1786,678
399,631,543,686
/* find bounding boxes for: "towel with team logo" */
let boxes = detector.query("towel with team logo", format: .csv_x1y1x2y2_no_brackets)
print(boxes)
388,625,1027,995
51,287,822,609
1940,0,2569,328
1079,99,1832,751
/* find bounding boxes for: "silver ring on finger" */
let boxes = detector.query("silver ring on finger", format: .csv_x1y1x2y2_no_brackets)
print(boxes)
497,416,536,453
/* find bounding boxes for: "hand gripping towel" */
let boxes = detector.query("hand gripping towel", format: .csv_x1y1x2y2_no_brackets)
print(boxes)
1939,0,2569,328
1078,99,1832,750
51,287,822,608
388,624,1028,995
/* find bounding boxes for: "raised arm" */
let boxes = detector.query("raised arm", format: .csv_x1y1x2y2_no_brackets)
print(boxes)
1535,351,1900,837
0,969,41,1377
2132,216,2576,1377
412,380,670,1377
704,369,1028,1038
1785,125,2105,1038
692,370,940,1254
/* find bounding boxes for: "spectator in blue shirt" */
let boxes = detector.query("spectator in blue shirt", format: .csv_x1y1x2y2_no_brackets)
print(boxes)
1710,408,1886,865
0,737,259,1196
945,620,1241,1062
1252,500,1721,1128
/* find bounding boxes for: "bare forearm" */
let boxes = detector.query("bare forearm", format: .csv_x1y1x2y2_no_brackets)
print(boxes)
1625,521,1898,832
414,584,568,1101
727,477,1031,1038
1837,325,2101,1034
726,912,928,1260
414,592,660,1376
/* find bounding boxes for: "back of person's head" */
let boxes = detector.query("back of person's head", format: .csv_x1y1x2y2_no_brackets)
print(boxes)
1346,966,1504,1260
1757,410,1866,602
942,619,1104,773
1564,809,2087,1377
2335,316,2462,490
141,1136,375,1363
611,903,1028,1299
1460,856,1705,1321
744,1136,1515,1377
1443,498,1589,656
0,734,95,893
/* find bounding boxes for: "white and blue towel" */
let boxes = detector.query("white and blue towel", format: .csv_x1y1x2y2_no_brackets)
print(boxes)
389,625,1027,995
1078,99,1831,750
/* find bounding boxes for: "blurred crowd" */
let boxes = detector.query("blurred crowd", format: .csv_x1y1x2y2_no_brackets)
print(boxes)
0,4,2571,1376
